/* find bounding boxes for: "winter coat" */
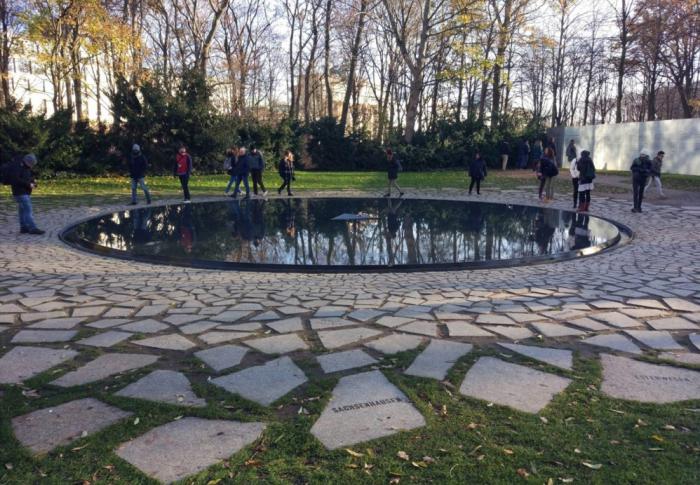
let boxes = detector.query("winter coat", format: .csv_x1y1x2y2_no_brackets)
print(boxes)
651,156,663,177
174,153,193,176
539,157,559,178
129,152,148,179
234,154,251,176
577,155,596,183
499,141,510,155
469,157,487,179
6,159,35,196
566,143,577,162
631,156,652,179
249,151,265,171
279,159,294,179
224,156,236,175
531,144,543,162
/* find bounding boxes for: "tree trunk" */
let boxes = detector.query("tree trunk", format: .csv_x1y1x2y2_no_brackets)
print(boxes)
323,0,333,118
339,0,368,134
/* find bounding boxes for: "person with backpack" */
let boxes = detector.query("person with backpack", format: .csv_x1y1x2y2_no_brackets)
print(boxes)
174,145,193,203
631,148,653,213
538,147,559,202
576,150,596,212
2,153,45,234
232,147,251,198
223,147,238,195
468,152,487,195
278,149,295,196
128,144,152,205
249,145,268,196
384,148,404,198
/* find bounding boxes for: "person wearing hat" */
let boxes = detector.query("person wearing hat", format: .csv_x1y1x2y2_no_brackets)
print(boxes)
7,153,44,234
630,148,653,212
128,144,152,205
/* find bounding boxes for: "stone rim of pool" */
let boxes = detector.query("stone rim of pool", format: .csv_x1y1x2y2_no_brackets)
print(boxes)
59,196,633,273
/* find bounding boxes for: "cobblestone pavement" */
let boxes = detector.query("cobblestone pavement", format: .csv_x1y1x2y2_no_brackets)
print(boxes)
1,189,699,483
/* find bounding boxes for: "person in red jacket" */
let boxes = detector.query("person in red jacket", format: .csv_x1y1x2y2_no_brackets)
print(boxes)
174,146,193,203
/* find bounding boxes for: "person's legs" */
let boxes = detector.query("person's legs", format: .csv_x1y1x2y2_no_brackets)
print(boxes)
130,178,138,203
15,195,37,230
638,178,646,210
138,178,151,203
258,171,266,192
572,178,579,208
469,178,475,194
251,170,259,195
654,176,664,196
242,175,250,197
391,179,403,195
545,177,554,200
225,175,236,193
285,176,292,195
179,175,190,200
538,177,546,199
501,154,508,170
476,178,481,195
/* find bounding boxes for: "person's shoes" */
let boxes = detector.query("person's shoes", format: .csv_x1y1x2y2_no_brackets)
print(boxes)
20,228,29,234
244,193,250,199
468,191,472,195
128,201,138,205
147,199,152,205
288,192,293,197
184,199,191,204
631,207,639,213
262,190,268,196
277,189,282,195
660,194,667,199
383,193,390,198
27,228,45,235
399,192,405,197
231,193,238,199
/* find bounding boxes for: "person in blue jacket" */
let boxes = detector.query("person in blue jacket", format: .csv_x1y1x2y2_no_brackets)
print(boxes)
232,147,251,199
128,144,151,205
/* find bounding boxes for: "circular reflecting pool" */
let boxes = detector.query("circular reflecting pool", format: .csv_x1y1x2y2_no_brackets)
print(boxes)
60,197,628,272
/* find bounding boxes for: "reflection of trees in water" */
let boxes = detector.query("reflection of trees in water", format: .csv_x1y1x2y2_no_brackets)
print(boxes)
69,199,615,265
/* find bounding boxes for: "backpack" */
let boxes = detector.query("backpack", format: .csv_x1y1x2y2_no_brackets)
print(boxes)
1,161,16,186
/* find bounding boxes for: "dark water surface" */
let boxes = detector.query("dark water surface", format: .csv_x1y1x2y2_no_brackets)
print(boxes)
61,198,623,271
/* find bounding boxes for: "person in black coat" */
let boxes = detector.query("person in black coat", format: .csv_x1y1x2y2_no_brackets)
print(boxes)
468,152,487,195
128,144,152,205
4,153,44,234
384,149,404,198
232,147,251,198
278,149,295,196
630,148,653,212
249,145,267,196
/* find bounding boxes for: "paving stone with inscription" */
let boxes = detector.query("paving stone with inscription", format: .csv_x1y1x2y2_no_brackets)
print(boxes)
567,317,610,331
405,340,472,380
600,354,700,403
164,314,205,326
364,333,425,354
115,418,266,484
179,321,220,335
317,327,384,350
194,345,248,372
445,321,494,337
475,314,516,325
212,356,307,405
0,346,78,384
646,317,699,331
12,398,131,455
116,370,206,407
625,330,684,350
459,357,571,413
245,334,308,354
310,317,357,330
77,330,132,348
498,343,573,370
51,353,159,387
314,306,348,318
11,330,77,343
317,349,378,373
310,370,425,449
133,334,196,351
582,334,642,355
87,318,133,329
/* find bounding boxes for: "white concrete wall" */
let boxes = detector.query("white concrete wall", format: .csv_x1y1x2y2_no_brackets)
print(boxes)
549,119,700,175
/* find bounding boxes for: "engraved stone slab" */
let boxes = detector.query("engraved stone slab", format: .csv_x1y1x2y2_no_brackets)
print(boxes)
459,357,571,413
0,346,78,384
567,317,610,331
51,353,159,387
195,345,248,372
405,340,472,380
115,418,265,484
600,354,700,403
499,343,573,370
179,321,219,335
133,334,196,351
317,349,378,373
245,334,308,354
310,370,425,449
348,309,384,322
211,356,307,405
625,330,684,350
12,398,131,455
364,334,425,354
476,314,516,325
11,330,77,343
317,327,384,350
266,317,304,333
116,370,205,407
310,318,357,330
87,318,132,329
77,330,132,348
164,314,205,326
582,334,642,355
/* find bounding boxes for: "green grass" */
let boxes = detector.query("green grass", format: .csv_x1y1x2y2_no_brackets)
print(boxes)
1,346,698,484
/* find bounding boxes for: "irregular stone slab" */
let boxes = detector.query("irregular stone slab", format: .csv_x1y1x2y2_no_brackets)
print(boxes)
314,306,348,318
251,310,280,321
348,309,384,322
405,340,472,380
658,352,700,366
364,334,425,354
198,331,254,345
317,349,378,373
499,343,573,370
310,318,357,330
116,370,205,407
245,334,308,354
689,333,700,351
375,316,415,328
277,306,309,315
12,398,131,455
505,313,544,323
133,334,196,351
445,321,494,337
531,322,585,338
484,326,535,340
164,314,205,326
179,321,219,335
663,298,700,313
28,317,84,329
600,354,700,403
195,345,248,372
77,331,132,348
266,317,304,333
476,314,516,325
72,306,107,318
11,330,77,343
541,309,585,321
119,319,170,333
211,356,307,405
115,418,265,484
459,357,571,413
625,330,684,350
590,312,641,328
398,320,440,337
310,370,425,449
627,298,668,310
317,327,384,350
0,346,78,384
134,305,170,317
51,353,159,387
21,311,67,322
646,317,699,331
216,322,262,332
582,334,642,355
567,317,610,331
620,308,670,319
87,318,132,329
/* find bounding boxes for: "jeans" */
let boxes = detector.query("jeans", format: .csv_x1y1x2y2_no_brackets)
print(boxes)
501,154,509,170
233,174,250,197
130,177,151,203
251,169,266,194
645,175,664,196
386,178,402,196
544,177,555,199
225,175,236,193
579,190,591,205
469,177,481,194
178,174,191,200
279,176,292,195
14,195,37,230
572,178,579,207
633,175,646,210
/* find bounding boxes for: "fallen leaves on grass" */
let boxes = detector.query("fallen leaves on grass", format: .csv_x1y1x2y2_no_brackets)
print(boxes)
503,448,514,455
516,468,530,478
581,461,602,470
133,417,140,425
345,449,363,458
397,451,409,461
